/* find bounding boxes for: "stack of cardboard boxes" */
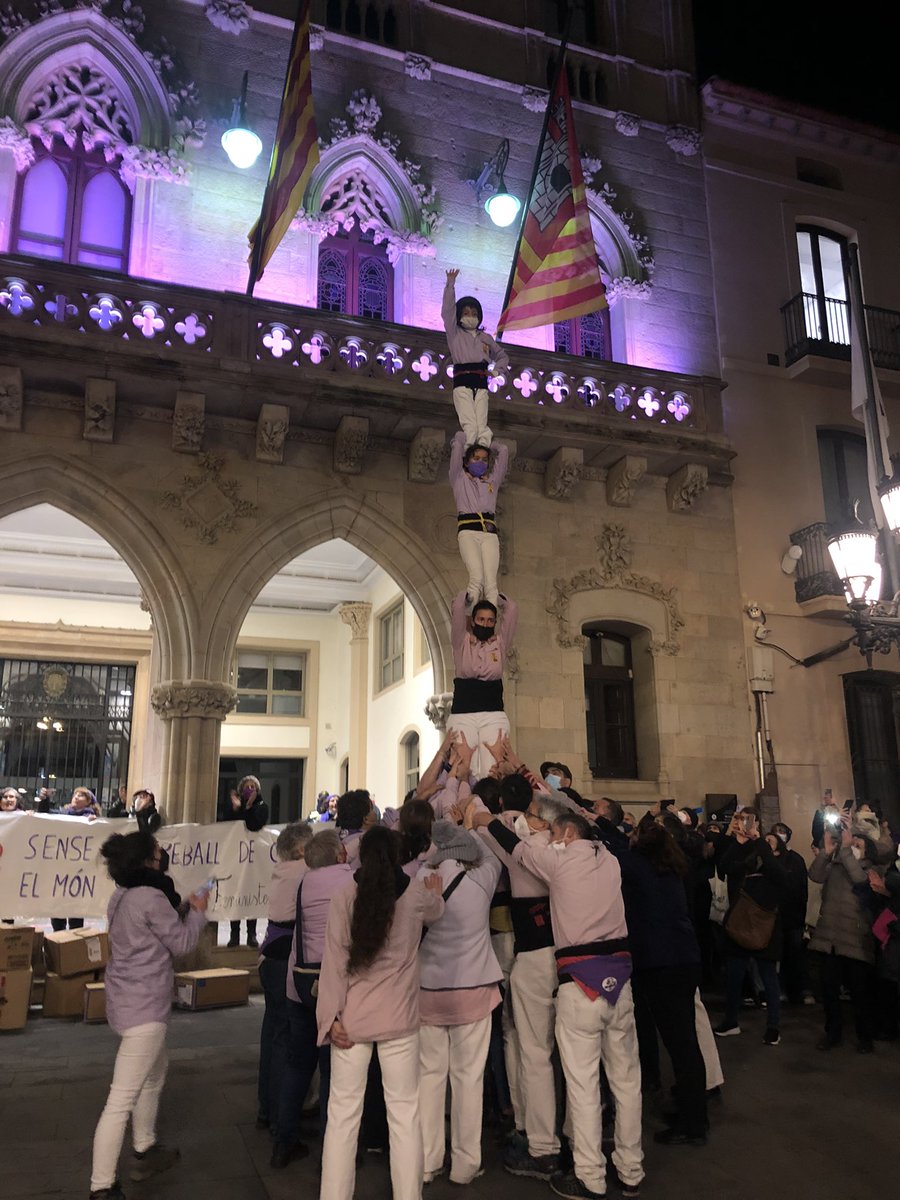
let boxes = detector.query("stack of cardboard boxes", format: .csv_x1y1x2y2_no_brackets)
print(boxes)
43,928,108,1018
0,926,35,1032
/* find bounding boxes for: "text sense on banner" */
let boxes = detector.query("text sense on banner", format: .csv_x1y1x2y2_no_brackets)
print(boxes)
0,813,284,921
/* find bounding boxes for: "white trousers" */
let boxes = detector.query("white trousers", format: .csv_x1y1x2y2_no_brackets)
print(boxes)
510,946,559,1156
492,931,524,1128
446,710,509,781
457,531,500,608
555,982,644,1193
419,1016,492,1184
91,1021,168,1191
694,990,725,1090
321,1035,423,1200
452,386,492,448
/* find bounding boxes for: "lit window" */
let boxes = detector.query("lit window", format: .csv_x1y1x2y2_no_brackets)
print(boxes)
401,731,420,797
796,226,848,346
235,651,306,716
554,307,612,360
378,601,404,691
12,141,131,272
316,223,393,320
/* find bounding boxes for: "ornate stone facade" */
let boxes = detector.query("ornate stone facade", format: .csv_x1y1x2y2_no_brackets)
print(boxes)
151,680,238,720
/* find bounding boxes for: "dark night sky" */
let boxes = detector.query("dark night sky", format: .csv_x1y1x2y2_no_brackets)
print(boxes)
693,1,900,135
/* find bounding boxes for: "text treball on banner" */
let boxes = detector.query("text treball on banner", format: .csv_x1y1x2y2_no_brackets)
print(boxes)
247,0,319,294
496,60,606,335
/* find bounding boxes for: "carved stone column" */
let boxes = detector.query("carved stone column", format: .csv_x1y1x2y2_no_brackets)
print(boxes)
339,602,372,789
424,692,454,731
151,680,238,824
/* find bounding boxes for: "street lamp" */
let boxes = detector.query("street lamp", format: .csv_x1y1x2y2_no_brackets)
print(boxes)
469,139,522,228
878,476,900,534
221,71,263,170
826,525,882,606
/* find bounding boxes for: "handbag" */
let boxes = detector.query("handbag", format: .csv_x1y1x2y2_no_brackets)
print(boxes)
725,888,776,951
709,871,729,926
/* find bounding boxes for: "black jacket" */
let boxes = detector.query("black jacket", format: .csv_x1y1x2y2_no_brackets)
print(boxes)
717,835,787,960
223,797,269,831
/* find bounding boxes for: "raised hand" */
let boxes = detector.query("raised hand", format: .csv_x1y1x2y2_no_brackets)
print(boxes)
446,268,460,284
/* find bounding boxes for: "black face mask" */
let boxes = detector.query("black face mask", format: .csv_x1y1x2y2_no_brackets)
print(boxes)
472,624,495,642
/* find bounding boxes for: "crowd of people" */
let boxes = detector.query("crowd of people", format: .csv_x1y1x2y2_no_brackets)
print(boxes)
18,292,900,1200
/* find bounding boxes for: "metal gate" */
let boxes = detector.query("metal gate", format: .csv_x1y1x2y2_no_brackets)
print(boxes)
0,658,135,811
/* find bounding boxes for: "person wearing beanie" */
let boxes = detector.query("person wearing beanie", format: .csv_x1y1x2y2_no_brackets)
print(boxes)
442,268,509,448
418,821,503,1185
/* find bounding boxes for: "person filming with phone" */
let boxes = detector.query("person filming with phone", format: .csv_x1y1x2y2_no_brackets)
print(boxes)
712,808,787,1046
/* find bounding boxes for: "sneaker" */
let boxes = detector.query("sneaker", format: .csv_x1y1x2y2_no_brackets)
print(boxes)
713,1022,741,1037
550,1170,606,1199
90,1186,126,1200
763,1027,781,1046
503,1139,560,1179
424,1167,446,1184
620,1184,641,1199
654,1127,707,1147
130,1145,180,1182
450,1168,485,1185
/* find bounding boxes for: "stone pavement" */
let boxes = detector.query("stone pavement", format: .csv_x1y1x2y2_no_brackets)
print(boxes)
1,997,889,1200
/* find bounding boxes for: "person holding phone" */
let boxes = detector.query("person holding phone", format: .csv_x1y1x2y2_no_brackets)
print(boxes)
223,775,270,947
712,809,787,1045
89,831,209,1200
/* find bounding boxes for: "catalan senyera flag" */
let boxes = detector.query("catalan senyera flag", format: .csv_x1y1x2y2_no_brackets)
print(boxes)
247,0,318,292
497,64,605,334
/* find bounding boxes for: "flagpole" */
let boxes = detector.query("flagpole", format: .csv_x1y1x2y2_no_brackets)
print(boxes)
848,241,898,593
496,7,574,340
247,0,306,296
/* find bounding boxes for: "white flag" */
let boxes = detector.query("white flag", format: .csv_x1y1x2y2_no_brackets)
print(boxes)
849,245,893,525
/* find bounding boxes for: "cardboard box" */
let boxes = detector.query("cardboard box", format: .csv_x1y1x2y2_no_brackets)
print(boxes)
30,928,44,973
0,926,33,972
83,981,107,1024
42,970,103,1018
174,968,250,1011
44,929,109,977
0,968,33,1031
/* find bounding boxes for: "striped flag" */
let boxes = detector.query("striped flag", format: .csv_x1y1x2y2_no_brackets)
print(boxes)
497,62,605,334
849,242,893,524
247,0,319,293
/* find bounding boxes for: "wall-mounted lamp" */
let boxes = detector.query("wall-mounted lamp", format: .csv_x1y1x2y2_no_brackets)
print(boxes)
469,138,521,228
221,70,263,170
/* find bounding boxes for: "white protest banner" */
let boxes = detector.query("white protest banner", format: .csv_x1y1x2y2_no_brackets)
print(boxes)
0,813,284,921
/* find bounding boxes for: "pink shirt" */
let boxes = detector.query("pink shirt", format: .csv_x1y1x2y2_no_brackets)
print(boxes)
316,876,444,1045
451,590,518,680
449,431,508,512
266,859,307,922
480,813,550,898
285,862,354,1004
510,838,627,949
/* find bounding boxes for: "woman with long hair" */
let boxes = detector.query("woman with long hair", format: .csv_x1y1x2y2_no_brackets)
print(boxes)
398,798,434,876
316,826,444,1200
89,831,208,1200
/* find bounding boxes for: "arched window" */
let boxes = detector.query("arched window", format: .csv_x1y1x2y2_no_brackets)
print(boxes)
583,625,638,779
316,222,393,321
400,730,420,798
12,141,131,271
554,305,612,360
797,225,849,347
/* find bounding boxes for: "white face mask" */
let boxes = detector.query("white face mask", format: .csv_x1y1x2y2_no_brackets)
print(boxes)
550,839,567,854
776,832,788,844
514,814,530,839
850,846,863,861
460,315,479,330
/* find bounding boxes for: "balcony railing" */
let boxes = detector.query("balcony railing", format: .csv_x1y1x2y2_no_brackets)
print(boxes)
781,292,900,370
0,256,723,444
789,523,844,603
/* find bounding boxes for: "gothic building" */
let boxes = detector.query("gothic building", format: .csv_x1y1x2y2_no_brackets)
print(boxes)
0,1,895,828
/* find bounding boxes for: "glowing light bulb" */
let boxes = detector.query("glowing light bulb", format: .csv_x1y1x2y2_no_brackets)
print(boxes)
221,125,263,170
485,191,522,228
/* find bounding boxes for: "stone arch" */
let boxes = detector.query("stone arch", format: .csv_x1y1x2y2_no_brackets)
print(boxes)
586,197,650,291
0,10,172,148
0,454,194,683
202,492,455,693
305,135,427,236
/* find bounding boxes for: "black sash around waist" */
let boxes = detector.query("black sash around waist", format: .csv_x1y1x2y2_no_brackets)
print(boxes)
451,675,504,714
555,938,630,962
454,361,489,390
510,895,554,954
457,511,498,535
